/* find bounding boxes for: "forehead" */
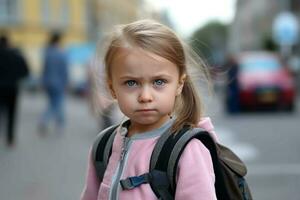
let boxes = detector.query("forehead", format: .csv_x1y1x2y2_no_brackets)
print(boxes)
110,48,179,78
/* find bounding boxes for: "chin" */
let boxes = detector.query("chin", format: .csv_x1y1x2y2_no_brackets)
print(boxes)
134,119,158,125
133,116,169,126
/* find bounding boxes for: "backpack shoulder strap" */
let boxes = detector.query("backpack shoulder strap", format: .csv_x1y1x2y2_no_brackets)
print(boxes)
119,123,178,200
149,125,191,198
92,124,119,183
173,128,230,199
150,127,230,199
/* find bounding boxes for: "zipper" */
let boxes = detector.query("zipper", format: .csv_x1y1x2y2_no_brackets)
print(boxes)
110,133,131,200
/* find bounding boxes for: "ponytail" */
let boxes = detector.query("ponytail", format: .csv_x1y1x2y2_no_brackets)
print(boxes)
172,75,202,132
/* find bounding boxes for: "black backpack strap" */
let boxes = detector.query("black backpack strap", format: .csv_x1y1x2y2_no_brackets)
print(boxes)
187,129,230,199
150,127,230,200
167,128,210,189
92,124,119,183
149,125,191,199
168,128,230,199
118,124,176,200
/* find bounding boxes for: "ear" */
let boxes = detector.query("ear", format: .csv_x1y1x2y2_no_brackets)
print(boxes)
176,74,186,96
107,79,117,99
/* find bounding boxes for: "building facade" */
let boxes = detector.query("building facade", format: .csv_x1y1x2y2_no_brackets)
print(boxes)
228,0,300,53
0,0,88,75
0,0,168,85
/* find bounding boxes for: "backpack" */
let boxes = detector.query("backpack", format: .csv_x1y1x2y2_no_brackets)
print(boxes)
92,124,253,200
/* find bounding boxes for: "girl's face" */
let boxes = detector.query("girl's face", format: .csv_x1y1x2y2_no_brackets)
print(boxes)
108,48,185,133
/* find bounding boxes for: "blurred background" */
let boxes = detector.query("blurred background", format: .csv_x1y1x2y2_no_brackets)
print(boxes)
0,0,300,199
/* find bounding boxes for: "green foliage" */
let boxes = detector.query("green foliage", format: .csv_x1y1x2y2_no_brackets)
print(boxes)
190,21,228,65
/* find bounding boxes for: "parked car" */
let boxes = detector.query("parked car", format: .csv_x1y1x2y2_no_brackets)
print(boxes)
225,51,296,112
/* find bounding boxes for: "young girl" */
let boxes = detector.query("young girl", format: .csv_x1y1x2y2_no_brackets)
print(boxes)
81,19,218,200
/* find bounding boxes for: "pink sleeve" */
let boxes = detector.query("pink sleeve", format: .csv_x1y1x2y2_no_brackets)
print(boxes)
197,117,219,142
80,147,100,200
175,139,217,200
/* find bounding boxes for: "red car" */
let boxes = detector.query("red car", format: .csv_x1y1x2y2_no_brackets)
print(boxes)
225,52,296,112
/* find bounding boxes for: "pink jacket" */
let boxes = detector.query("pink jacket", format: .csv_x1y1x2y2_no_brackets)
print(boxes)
81,117,218,200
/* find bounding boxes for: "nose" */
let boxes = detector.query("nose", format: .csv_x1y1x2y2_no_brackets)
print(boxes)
138,86,153,103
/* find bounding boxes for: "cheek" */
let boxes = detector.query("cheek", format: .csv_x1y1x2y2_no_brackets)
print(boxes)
115,92,135,113
158,91,177,110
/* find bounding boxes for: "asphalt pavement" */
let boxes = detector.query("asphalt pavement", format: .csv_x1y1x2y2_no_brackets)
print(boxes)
0,91,100,200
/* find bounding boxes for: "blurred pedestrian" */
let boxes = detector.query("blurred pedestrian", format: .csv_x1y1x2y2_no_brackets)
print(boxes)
39,32,69,134
225,55,240,113
0,33,29,146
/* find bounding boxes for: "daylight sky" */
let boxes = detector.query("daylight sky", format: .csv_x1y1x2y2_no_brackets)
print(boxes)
147,0,237,37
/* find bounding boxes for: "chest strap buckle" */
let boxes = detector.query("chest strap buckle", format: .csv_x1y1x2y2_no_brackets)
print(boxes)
120,173,151,190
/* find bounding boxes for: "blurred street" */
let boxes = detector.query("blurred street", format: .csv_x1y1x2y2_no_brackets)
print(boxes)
0,89,299,200
0,91,98,200
1,0,300,200
208,92,300,200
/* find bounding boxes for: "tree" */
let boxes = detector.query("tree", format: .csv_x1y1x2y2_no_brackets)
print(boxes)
190,21,228,66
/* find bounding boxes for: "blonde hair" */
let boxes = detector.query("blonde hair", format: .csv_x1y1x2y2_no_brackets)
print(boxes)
103,19,210,132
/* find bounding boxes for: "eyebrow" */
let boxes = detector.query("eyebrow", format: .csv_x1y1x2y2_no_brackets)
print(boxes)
119,74,173,80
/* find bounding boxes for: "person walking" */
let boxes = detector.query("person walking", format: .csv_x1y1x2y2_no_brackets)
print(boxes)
225,55,240,114
39,32,69,134
0,33,29,146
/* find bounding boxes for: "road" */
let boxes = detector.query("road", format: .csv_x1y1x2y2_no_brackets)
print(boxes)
0,90,299,200
204,91,300,200
0,91,99,200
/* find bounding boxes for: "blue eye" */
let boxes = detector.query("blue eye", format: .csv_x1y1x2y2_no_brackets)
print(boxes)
154,79,166,86
125,80,137,87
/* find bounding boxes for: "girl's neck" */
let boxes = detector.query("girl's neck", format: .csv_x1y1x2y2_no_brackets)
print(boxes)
127,116,170,137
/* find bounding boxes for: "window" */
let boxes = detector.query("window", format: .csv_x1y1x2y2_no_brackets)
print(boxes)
0,0,20,25
41,0,69,29
41,0,50,25
241,57,281,72
60,0,69,27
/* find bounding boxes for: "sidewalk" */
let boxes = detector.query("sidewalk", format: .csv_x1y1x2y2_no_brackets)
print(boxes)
0,91,99,200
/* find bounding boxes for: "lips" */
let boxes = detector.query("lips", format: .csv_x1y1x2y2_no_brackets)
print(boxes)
136,109,156,112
